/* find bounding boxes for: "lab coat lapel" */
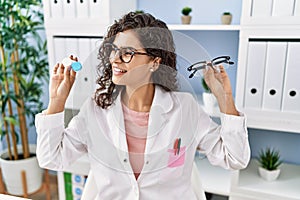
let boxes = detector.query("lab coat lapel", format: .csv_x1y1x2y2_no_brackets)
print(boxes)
106,94,129,162
145,86,173,154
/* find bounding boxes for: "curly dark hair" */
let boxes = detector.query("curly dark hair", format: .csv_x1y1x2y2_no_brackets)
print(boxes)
94,12,178,109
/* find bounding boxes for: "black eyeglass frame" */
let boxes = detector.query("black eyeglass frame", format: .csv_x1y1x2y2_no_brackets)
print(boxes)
187,55,234,78
104,43,152,64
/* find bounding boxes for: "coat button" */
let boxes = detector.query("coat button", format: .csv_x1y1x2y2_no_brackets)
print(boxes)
124,158,127,163
145,161,149,164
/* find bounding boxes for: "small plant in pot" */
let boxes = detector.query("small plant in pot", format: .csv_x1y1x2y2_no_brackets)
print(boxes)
221,11,232,25
258,147,282,181
181,6,192,24
202,78,217,114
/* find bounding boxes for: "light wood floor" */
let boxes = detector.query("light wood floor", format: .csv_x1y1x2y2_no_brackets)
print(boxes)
28,174,58,200
2,174,59,200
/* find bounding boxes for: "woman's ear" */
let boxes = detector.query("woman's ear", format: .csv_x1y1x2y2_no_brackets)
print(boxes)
154,57,162,64
153,57,162,70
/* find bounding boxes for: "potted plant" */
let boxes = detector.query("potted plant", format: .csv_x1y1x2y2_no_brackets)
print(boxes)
135,10,145,14
258,147,282,181
181,6,192,24
0,0,48,195
201,78,217,114
221,12,232,25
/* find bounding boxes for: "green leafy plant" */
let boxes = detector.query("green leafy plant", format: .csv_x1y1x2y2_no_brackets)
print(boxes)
258,147,282,171
202,78,211,93
223,12,232,15
182,7,192,16
0,0,48,160
135,10,145,14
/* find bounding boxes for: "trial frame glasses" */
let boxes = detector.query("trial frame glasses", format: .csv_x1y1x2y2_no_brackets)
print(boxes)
187,55,234,78
103,43,152,64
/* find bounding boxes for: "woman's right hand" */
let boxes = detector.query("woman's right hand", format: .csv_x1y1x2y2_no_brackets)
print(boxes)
46,55,77,114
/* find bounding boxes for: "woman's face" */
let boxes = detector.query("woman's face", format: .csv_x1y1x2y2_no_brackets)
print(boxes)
109,30,155,88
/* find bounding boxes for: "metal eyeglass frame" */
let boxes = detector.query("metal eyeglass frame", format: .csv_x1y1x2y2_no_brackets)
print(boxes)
187,56,234,78
104,43,152,63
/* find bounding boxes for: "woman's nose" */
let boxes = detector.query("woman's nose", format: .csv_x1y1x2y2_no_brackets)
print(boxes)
110,50,122,63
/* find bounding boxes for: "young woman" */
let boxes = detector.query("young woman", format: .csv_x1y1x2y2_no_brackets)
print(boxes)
35,12,250,199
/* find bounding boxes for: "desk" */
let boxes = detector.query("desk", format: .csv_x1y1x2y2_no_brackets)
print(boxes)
0,194,30,200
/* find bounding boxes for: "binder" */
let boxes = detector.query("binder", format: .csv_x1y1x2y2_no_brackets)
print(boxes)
244,42,267,109
53,38,66,72
75,0,89,18
272,0,294,16
262,42,287,111
63,0,77,19
90,0,108,19
90,38,103,92
64,38,79,109
65,38,79,60
251,0,273,17
74,38,92,108
294,0,300,16
63,0,76,18
50,0,63,18
282,42,300,112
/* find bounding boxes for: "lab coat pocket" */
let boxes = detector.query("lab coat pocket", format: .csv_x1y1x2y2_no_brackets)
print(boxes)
159,146,186,183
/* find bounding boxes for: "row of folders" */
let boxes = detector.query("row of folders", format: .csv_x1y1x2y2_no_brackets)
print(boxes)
244,40,300,113
44,0,136,19
251,0,300,17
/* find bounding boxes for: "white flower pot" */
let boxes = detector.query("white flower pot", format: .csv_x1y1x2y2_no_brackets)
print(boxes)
0,145,43,195
202,92,217,114
221,14,232,25
181,15,192,24
258,166,280,181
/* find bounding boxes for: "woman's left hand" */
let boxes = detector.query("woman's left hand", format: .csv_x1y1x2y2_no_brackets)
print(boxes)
203,65,239,115
203,65,232,96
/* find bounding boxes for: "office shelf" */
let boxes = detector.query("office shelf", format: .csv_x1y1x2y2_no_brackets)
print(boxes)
195,157,300,200
168,24,241,31
231,159,300,200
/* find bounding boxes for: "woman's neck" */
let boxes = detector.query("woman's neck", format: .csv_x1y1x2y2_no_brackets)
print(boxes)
122,84,155,112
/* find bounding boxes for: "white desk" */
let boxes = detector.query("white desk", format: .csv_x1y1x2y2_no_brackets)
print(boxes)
0,194,30,200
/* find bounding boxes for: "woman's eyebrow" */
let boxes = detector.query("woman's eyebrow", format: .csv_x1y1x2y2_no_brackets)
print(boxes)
121,46,138,50
112,43,138,50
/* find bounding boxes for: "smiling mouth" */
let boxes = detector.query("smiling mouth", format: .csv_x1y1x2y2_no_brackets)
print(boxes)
113,67,128,74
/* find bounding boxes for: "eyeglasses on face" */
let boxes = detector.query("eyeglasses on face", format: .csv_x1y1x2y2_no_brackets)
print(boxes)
187,55,234,78
103,43,152,63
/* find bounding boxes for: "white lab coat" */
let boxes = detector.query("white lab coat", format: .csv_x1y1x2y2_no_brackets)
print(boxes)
35,86,250,200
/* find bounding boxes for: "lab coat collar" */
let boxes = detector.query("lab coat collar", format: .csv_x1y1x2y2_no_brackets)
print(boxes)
107,85,174,151
151,85,173,114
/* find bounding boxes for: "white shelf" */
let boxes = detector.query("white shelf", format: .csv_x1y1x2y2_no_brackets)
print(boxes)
168,24,241,31
195,156,231,196
232,159,300,200
236,108,300,134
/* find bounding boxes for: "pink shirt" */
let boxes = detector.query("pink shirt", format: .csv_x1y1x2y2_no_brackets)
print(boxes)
122,103,149,180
